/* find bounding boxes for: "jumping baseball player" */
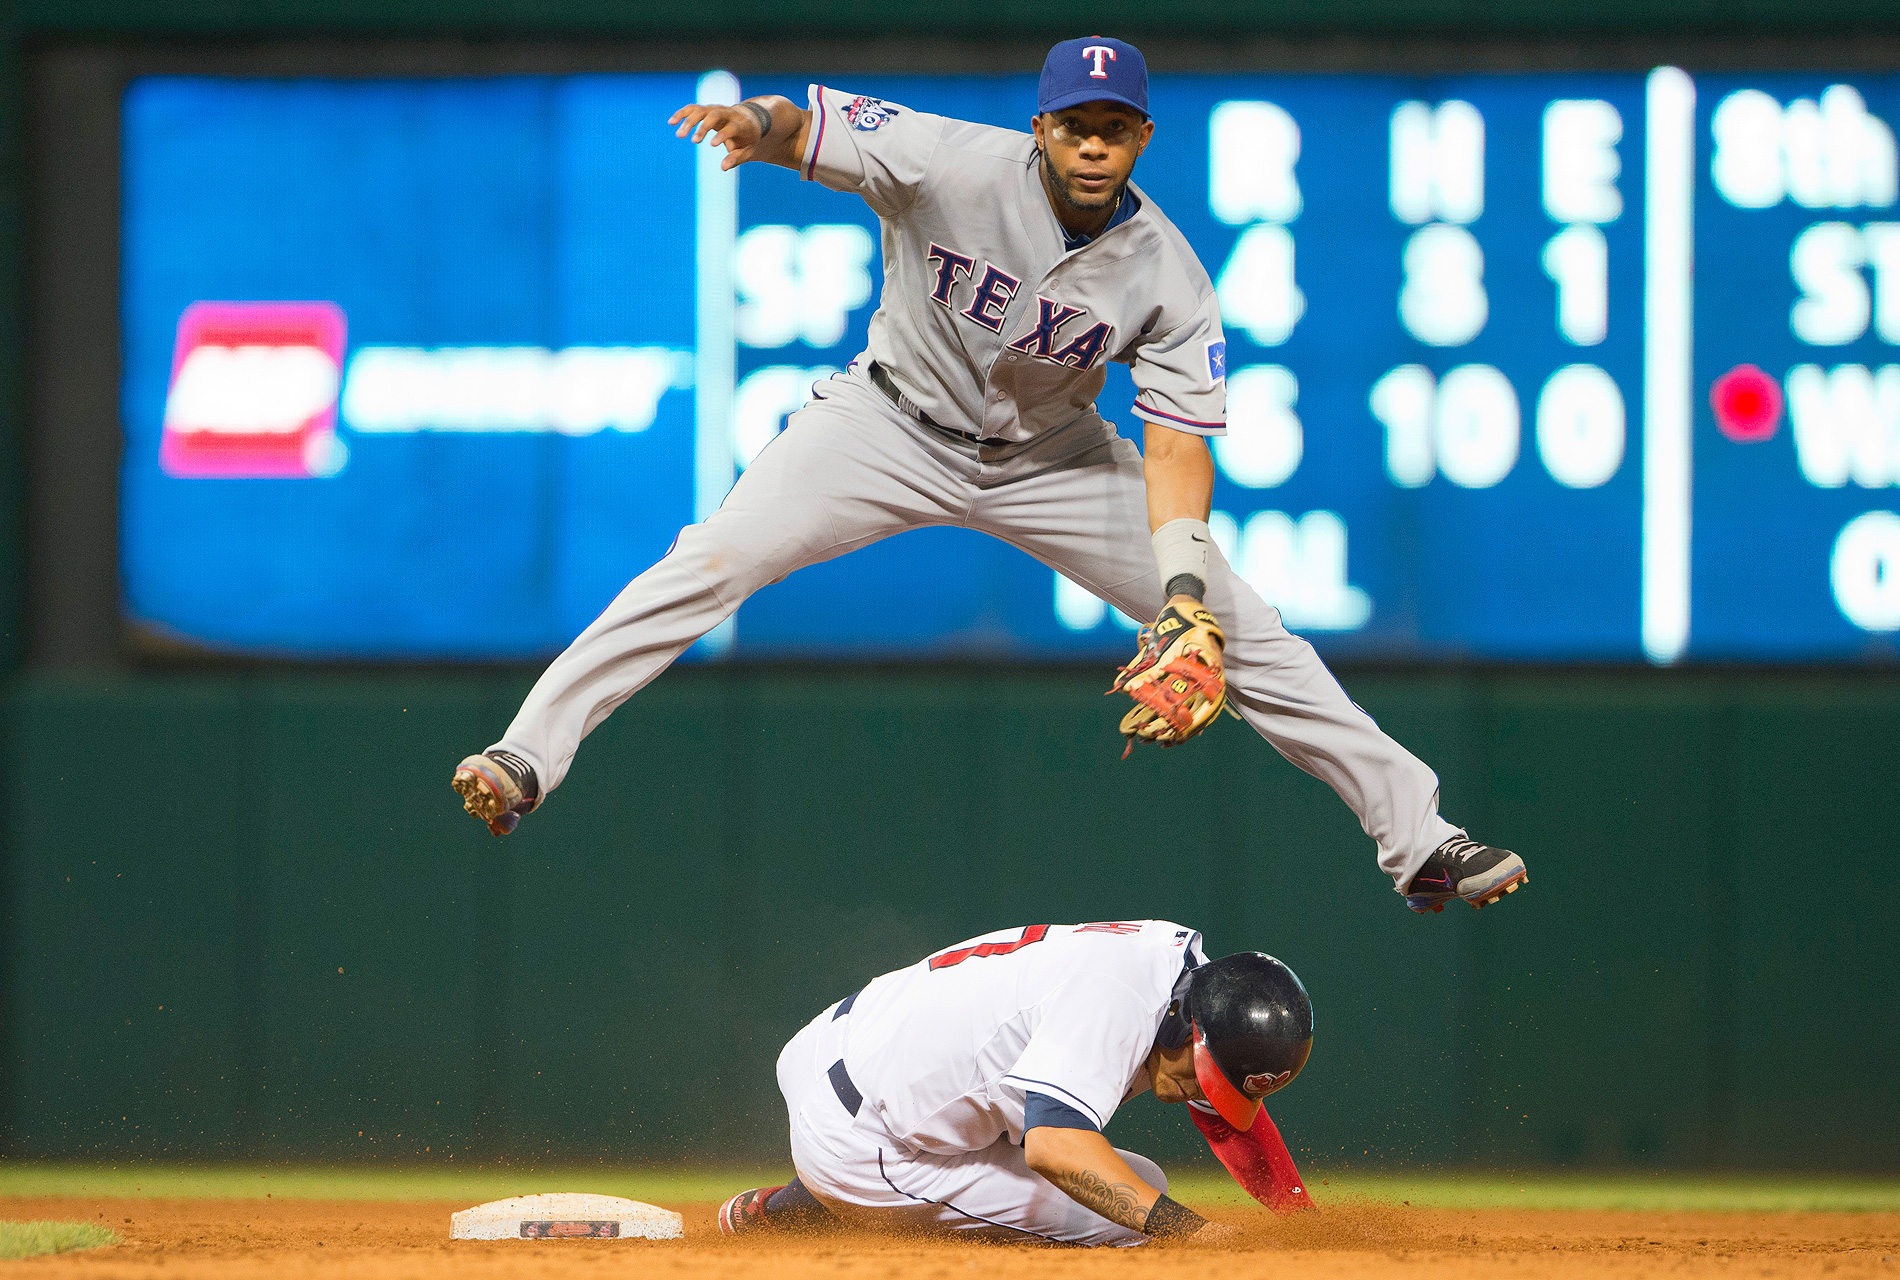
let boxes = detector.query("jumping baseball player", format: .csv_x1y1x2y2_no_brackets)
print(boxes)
715,920,1315,1246
452,36,1529,915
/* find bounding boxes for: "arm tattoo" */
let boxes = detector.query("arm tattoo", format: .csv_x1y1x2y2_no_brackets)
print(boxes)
1051,1169,1149,1231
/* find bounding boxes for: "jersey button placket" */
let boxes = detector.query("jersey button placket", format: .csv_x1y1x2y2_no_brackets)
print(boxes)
981,349,1009,437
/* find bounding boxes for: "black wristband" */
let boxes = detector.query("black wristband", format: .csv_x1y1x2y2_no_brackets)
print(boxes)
741,99,773,140
1164,573,1206,602
1142,1193,1208,1241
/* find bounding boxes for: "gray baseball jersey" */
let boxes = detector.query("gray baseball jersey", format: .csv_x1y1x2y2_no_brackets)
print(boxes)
801,85,1228,443
491,88,1465,892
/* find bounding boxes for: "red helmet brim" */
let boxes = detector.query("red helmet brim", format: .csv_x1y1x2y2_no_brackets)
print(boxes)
1192,1021,1262,1132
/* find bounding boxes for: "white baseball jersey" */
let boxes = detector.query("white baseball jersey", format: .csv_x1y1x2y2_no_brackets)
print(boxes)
801,86,1228,443
837,920,1208,1156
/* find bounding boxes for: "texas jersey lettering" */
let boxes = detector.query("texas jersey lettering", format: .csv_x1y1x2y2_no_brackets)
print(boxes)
803,83,1227,441
925,244,1113,370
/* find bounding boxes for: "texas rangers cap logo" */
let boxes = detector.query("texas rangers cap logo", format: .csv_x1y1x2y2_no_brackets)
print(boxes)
1243,1069,1292,1097
844,96,898,132
1037,37,1149,118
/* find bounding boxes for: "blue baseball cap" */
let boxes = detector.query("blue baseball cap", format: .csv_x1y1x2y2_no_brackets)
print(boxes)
1037,36,1149,119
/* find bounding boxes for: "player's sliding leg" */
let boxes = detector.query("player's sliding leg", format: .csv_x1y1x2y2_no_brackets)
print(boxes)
452,377,966,834
717,1179,832,1236
862,1139,1169,1245
723,1144,1162,1243
969,414,1525,909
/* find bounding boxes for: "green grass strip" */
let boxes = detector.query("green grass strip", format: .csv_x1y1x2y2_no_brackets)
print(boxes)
0,1164,1896,1213
1168,1170,1900,1213
0,1221,121,1261
0,1164,796,1204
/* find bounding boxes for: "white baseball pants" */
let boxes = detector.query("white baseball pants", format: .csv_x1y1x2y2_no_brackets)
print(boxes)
494,368,1460,889
775,1001,1164,1246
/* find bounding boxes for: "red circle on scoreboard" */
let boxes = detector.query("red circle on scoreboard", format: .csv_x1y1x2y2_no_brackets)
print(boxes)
1710,364,1782,442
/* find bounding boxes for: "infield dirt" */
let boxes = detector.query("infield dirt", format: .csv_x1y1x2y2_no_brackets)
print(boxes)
2,1196,1895,1278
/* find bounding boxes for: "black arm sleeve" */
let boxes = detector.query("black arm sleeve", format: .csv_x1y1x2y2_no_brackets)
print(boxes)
1142,1193,1210,1241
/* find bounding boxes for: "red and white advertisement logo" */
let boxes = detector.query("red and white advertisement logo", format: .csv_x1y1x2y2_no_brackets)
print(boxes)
160,301,348,478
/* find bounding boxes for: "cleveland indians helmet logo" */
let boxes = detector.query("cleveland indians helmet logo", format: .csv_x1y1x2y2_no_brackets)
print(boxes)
1243,1069,1292,1096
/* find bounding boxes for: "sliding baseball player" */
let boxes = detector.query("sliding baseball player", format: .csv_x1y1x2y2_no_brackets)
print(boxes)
453,36,1529,915
717,920,1315,1245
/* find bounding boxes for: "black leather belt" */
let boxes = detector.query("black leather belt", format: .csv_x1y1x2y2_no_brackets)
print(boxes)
828,987,864,1115
868,361,947,431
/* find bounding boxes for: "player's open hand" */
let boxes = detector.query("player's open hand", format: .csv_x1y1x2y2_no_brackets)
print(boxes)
668,103,762,170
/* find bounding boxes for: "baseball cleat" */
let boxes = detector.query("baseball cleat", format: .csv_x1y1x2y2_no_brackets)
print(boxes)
1403,837,1528,913
716,1185,784,1237
451,750,539,836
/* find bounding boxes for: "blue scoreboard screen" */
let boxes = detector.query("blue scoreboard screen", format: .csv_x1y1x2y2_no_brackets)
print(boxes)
121,69,1900,662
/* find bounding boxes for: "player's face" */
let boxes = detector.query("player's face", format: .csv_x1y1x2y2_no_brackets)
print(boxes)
1032,103,1154,213
1147,1037,1205,1105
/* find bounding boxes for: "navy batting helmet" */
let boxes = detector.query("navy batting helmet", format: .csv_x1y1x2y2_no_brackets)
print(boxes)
1182,952,1313,1130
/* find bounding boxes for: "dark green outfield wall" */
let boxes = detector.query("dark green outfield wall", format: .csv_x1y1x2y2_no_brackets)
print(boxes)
7,668,1897,1169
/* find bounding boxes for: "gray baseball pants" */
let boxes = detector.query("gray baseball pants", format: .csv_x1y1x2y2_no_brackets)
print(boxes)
494,368,1460,889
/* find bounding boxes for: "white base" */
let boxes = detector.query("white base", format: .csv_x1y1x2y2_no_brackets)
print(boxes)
450,1193,684,1241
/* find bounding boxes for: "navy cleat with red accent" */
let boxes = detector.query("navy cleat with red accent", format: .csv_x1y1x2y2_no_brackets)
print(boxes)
717,1180,832,1237
716,1186,779,1237
1403,837,1528,913
451,750,539,836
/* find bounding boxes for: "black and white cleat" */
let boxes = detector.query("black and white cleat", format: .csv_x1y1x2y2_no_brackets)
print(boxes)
1403,837,1529,913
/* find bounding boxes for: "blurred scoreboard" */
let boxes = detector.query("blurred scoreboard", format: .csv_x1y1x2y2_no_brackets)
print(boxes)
120,69,1900,662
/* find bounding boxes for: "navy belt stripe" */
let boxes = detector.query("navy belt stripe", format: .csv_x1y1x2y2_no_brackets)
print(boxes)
828,1059,863,1116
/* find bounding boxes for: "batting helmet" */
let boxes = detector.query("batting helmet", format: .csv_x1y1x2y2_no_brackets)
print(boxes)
1182,952,1313,1131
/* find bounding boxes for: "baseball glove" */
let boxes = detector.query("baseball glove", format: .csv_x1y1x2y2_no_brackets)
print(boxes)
1109,602,1230,758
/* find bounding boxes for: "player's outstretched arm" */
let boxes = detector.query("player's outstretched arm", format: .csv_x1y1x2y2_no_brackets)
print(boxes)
1143,423,1215,556
669,95,811,171
1111,422,1229,756
1024,1126,1234,1243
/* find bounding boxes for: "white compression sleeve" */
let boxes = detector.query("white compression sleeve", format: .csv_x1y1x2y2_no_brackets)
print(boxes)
1152,518,1212,601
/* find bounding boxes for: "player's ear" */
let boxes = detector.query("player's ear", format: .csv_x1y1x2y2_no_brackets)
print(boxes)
1031,112,1047,144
